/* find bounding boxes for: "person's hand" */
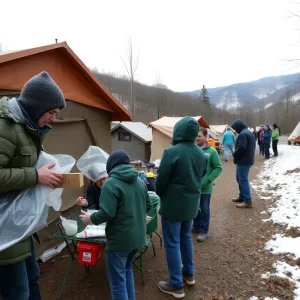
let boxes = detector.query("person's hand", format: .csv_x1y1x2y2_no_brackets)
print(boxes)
37,162,63,189
80,210,91,225
76,197,88,207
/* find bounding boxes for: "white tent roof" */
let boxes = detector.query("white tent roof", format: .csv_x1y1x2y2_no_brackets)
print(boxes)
288,121,300,141
149,116,210,138
210,124,235,135
111,122,152,143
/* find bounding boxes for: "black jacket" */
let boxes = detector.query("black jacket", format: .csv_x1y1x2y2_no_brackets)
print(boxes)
87,183,101,209
231,120,256,166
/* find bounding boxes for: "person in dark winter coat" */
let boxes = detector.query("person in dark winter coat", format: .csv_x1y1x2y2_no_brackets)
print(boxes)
257,125,265,155
263,124,272,159
0,72,66,299
155,117,207,298
76,171,108,210
231,119,256,209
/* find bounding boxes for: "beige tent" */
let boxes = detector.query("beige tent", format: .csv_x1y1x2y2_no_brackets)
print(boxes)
210,124,236,139
0,42,130,258
207,126,219,140
288,121,300,145
149,116,209,161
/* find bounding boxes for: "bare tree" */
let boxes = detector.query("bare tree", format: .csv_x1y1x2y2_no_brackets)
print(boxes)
153,72,169,119
121,38,139,120
282,89,292,126
291,100,300,128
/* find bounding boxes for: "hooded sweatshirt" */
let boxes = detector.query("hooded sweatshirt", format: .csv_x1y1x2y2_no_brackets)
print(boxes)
155,117,207,221
222,128,236,145
90,151,152,251
231,119,256,166
272,128,279,141
263,124,272,144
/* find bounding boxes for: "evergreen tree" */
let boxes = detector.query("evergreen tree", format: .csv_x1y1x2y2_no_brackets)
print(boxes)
199,84,211,122
199,85,210,106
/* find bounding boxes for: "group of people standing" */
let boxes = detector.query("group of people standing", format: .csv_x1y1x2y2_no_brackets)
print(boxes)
257,123,280,159
0,70,279,300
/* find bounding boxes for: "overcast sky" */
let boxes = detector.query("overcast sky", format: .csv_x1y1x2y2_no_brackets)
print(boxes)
2,0,300,91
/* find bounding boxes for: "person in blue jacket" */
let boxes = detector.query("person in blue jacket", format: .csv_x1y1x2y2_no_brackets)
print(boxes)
263,124,272,159
222,127,236,162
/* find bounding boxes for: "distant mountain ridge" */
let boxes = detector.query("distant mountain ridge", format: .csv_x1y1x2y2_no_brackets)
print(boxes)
189,73,300,110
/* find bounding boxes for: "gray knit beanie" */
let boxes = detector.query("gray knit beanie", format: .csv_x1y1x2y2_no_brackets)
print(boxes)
19,71,66,123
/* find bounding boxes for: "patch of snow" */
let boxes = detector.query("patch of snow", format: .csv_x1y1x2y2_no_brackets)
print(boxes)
254,145,300,228
264,103,273,109
216,91,241,110
292,92,300,102
266,234,300,258
261,262,300,299
249,295,280,300
275,84,287,90
252,144,300,299
254,88,276,99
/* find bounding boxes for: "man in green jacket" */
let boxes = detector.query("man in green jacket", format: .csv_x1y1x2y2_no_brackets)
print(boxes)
193,127,222,242
155,117,207,299
272,123,280,157
0,71,66,300
80,150,152,300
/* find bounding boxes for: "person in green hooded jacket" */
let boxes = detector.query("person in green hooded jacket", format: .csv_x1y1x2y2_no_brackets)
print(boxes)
155,117,207,299
0,72,66,300
193,127,222,242
80,150,152,300
272,123,280,157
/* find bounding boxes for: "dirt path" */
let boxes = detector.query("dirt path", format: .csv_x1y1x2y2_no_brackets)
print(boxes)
40,153,280,300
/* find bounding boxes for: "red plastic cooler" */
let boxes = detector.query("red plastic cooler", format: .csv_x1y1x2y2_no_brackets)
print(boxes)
77,242,105,266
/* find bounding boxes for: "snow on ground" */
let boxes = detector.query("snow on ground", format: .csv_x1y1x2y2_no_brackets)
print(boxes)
251,145,300,299
249,297,279,300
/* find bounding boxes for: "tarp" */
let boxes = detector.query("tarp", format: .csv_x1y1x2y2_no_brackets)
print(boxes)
149,116,209,161
288,121,300,142
33,101,112,258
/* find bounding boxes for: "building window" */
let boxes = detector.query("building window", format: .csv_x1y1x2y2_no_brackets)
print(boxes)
118,132,131,141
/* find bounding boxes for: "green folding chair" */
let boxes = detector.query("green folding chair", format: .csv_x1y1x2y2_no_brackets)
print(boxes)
133,207,161,285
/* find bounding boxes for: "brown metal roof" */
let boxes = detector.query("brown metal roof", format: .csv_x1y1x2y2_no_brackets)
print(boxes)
0,42,131,121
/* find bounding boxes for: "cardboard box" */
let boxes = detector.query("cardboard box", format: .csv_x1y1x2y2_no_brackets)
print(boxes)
58,173,84,189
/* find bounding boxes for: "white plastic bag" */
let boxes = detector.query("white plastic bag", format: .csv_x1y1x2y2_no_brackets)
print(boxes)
0,151,75,251
60,216,78,236
76,146,109,182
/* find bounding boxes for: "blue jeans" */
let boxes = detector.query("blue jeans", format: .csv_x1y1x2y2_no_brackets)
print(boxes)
193,194,211,234
236,165,252,203
106,248,139,300
0,238,41,300
261,142,265,155
264,142,270,158
224,144,234,161
161,218,194,289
